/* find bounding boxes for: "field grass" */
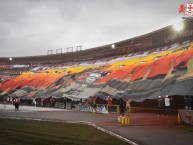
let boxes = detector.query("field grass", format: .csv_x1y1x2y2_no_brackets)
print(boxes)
181,127,193,132
169,124,193,133
0,118,128,145
177,125,193,133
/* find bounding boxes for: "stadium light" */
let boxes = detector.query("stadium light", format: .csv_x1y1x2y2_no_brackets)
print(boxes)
111,44,115,49
9,57,12,61
173,21,184,31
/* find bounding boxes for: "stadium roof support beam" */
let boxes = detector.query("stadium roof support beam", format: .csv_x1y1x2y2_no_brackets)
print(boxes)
66,47,73,53
47,50,53,55
56,48,62,54
76,45,82,51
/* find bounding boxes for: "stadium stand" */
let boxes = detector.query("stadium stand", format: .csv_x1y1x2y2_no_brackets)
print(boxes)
0,20,193,111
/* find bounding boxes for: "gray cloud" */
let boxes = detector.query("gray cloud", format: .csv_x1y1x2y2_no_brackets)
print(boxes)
0,0,190,57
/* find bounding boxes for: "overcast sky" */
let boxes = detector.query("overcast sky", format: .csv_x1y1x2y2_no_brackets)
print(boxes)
0,0,190,57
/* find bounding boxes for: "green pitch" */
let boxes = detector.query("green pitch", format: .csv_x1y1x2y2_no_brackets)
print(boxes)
0,118,128,145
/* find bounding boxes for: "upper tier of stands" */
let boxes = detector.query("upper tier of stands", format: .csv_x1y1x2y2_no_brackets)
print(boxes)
0,40,193,102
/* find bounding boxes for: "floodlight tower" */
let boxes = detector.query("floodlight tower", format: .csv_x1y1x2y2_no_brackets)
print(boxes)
9,57,13,66
111,44,115,49
173,21,184,31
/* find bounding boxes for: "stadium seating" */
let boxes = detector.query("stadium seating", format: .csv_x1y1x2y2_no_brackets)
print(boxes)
0,41,193,102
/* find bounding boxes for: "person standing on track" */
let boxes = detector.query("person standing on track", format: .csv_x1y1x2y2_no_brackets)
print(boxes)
106,96,112,111
33,98,36,107
92,97,97,112
14,97,20,111
119,98,125,116
164,95,172,115
106,96,112,106
125,97,132,116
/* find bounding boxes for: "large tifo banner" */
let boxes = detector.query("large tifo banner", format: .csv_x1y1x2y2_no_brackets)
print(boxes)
179,109,193,125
